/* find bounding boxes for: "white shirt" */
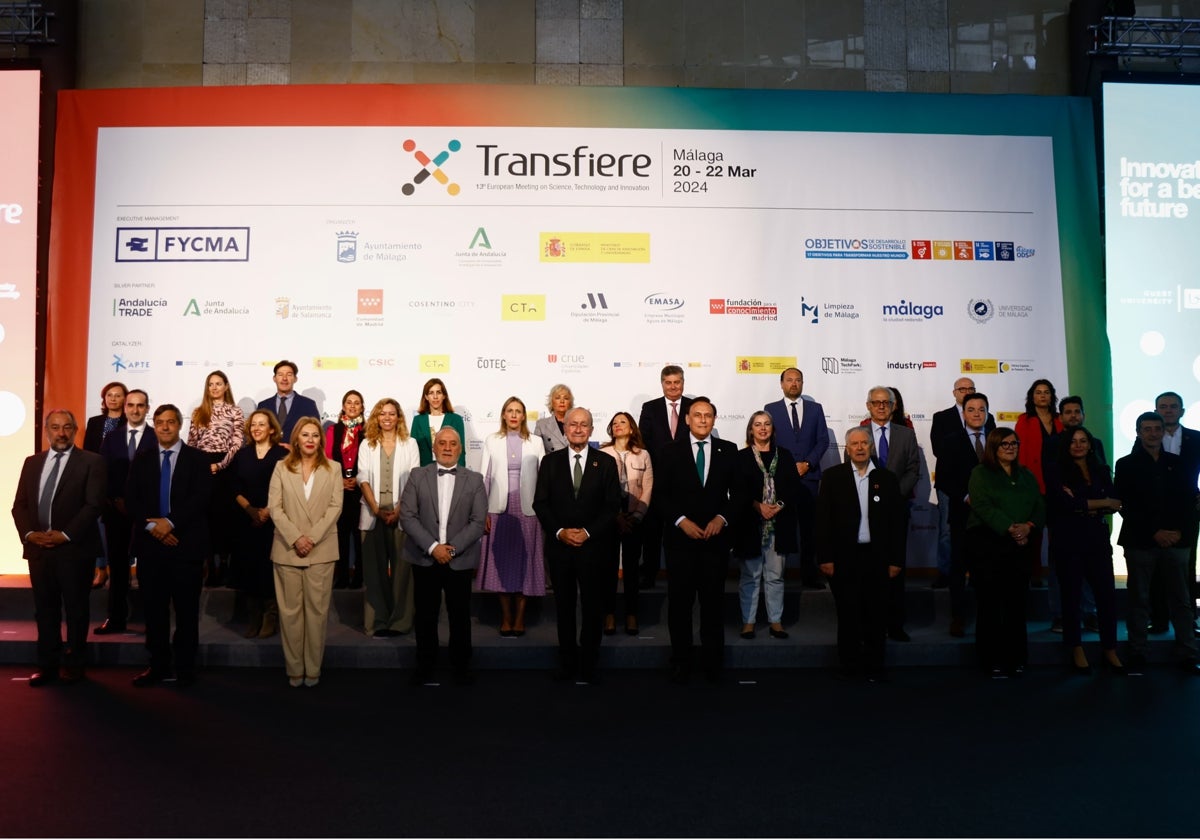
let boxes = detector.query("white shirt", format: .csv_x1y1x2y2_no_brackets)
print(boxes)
1163,426,1183,456
430,464,457,550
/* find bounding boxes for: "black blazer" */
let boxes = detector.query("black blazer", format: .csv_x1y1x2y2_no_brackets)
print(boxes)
657,435,740,552
732,445,800,558
98,423,158,502
533,446,622,564
125,442,213,563
11,448,107,562
933,427,985,528
83,414,124,453
815,462,905,569
638,395,694,463
930,405,995,460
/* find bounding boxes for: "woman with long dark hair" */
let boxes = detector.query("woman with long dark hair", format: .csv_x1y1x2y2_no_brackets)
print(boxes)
599,411,653,636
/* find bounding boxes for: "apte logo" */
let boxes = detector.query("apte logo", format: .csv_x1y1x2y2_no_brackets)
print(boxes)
358,289,383,315
968,298,994,323
402,138,461,196
337,231,358,263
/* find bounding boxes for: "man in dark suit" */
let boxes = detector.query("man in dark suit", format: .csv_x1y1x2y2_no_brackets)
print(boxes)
636,364,693,589
533,408,621,684
257,359,320,442
657,396,740,683
399,426,488,686
933,392,990,637
11,410,107,686
125,404,212,686
864,386,920,642
764,367,830,588
816,427,904,681
94,388,155,635
1148,391,1200,632
930,377,994,589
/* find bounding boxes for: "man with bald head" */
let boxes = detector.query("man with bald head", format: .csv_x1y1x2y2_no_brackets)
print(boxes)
12,410,107,685
534,407,621,684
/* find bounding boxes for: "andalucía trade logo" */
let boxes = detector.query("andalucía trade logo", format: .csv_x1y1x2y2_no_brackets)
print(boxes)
403,138,461,196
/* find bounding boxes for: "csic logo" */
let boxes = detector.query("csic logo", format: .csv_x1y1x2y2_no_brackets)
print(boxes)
337,231,358,263
968,299,994,323
367,358,396,367
358,289,383,315
116,227,250,262
402,138,461,196
502,295,545,321
580,293,608,310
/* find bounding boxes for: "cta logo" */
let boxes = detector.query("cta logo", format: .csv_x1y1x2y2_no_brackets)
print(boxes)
116,227,250,262
419,355,450,372
502,295,545,321
968,299,994,323
402,138,461,197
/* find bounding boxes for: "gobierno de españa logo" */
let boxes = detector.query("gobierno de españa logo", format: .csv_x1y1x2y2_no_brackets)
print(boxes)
402,138,461,196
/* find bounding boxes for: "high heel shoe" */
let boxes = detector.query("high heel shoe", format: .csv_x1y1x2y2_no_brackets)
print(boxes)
1103,653,1127,675
603,615,616,636
91,566,109,589
1071,647,1091,676
625,618,639,636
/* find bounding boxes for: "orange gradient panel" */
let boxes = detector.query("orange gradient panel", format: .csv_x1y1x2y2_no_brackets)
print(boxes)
0,71,40,573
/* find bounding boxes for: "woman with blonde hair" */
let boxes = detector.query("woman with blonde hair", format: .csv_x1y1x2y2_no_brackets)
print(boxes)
477,396,546,636
357,398,420,637
268,417,343,687
187,369,244,587
533,383,573,454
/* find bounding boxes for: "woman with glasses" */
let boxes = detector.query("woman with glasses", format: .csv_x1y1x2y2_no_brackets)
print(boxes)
967,428,1046,678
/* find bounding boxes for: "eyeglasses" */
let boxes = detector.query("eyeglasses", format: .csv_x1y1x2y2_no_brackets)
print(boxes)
954,386,975,393
867,400,893,408
998,441,1020,449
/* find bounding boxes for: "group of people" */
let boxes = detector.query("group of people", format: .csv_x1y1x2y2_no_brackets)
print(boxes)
12,360,1200,687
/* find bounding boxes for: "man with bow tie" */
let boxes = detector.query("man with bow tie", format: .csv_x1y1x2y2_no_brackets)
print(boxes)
817,426,905,682
533,407,621,684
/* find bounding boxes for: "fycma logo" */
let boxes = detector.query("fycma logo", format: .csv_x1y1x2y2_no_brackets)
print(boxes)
968,299,994,323
402,138,461,196
116,227,250,262
502,295,545,321
337,231,358,263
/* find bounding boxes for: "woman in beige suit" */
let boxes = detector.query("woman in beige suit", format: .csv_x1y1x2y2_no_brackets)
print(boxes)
268,417,343,687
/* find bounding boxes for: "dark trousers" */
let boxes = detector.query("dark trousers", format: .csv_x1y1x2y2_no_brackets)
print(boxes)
948,519,971,620
665,542,729,673
334,488,362,586
138,553,203,675
971,528,1031,671
886,508,910,632
549,551,605,676
603,524,643,619
411,563,473,674
1150,542,1198,626
1054,538,1118,650
102,510,132,624
795,480,821,581
639,506,664,585
829,543,888,673
28,552,93,671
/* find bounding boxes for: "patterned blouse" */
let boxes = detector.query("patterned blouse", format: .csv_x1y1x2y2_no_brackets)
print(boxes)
187,401,245,471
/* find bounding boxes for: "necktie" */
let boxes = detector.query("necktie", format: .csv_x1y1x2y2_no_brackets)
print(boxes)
38,452,63,530
974,432,984,460
790,401,800,432
669,402,678,437
877,426,889,468
695,441,706,483
572,454,583,497
159,450,173,516
277,397,289,427
438,468,457,476
128,429,139,460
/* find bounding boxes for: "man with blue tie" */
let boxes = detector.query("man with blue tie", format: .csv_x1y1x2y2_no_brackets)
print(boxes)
657,397,740,683
865,386,920,642
257,360,320,443
12,410,107,686
95,389,155,635
764,368,829,588
125,405,212,686
533,408,622,684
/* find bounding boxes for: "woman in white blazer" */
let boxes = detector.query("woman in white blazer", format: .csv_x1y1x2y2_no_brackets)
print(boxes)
532,383,573,454
268,417,343,687
477,397,546,636
357,398,421,638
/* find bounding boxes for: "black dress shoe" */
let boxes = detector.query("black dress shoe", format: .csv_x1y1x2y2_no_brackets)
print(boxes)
552,665,576,682
94,619,127,635
740,629,756,640
174,672,195,688
453,669,475,686
866,669,891,684
888,628,911,643
132,668,173,687
668,666,691,685
409,669,436,686
59,666,85,684
931,574,950,589
1148,623,1169,635
1126,653,1148,673
769,627,789,640
28,670,58,687
578,669,601,686
704,667,723,684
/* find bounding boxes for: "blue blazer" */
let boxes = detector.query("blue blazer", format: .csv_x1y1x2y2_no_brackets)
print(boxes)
257,393,320,442
764,398,829,486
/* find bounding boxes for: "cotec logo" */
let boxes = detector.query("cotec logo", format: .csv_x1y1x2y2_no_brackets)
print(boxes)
402,138,461,196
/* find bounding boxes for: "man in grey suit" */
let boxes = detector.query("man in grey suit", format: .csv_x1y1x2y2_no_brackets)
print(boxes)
12,410,107,686
864,386,920,641
399,426,488,685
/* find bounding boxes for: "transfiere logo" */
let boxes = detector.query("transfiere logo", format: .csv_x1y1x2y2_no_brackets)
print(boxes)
402,138,461,196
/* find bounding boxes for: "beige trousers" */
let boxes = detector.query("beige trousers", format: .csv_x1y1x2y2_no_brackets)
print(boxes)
273,560,336,679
